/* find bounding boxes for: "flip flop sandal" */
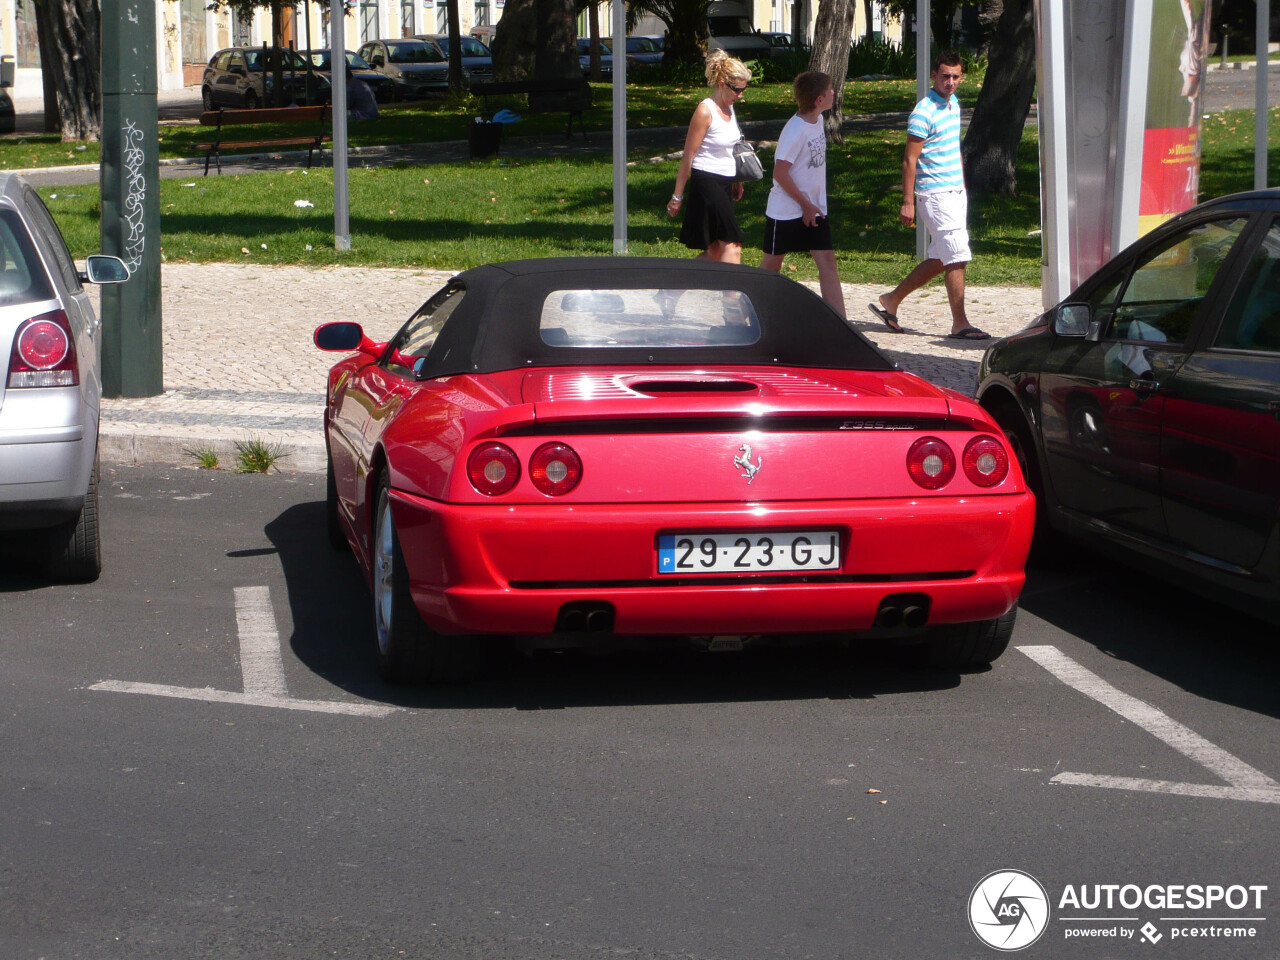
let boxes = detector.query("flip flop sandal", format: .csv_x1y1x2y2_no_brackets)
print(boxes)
946,328,991,340
867,302,905,333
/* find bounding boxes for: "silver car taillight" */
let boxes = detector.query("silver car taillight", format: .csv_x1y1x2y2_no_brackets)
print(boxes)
8,309,79,388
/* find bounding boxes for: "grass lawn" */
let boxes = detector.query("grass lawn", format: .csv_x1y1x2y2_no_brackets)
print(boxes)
0,76,928,171
21,81,1280,289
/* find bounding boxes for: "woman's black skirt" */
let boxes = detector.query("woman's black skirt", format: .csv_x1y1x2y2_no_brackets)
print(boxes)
679,169,745,251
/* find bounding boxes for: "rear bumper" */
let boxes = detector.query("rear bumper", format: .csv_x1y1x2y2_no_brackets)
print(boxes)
391,490,1035,635
0,387,95,527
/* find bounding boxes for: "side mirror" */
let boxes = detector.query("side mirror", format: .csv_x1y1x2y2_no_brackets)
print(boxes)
315,322,382,361
80,255,128,284
1052,303,1092,338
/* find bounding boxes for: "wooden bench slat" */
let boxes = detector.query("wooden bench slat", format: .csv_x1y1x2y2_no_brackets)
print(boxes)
198,105,332,175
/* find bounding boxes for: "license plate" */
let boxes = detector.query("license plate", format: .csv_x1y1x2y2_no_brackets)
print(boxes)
657,531,841,574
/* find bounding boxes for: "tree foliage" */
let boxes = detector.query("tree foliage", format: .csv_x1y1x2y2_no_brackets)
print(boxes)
624,0,713,65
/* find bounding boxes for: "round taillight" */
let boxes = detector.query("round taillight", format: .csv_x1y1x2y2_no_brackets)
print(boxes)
529,442,582,496
963,435,1010,487
18,319,70,370
467,442,520,496
907,436,956,490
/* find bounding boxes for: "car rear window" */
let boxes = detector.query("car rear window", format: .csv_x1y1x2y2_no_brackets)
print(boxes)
0,208,54,307
540,287,762,348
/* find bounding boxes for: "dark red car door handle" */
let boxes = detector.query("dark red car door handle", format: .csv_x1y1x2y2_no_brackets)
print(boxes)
1129,378,1159,396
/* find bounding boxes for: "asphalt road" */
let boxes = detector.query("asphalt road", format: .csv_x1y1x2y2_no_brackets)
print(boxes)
2,464,1278,959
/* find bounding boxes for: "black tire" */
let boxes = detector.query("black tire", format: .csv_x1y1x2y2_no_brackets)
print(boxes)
325,448,349,552
919,604,1017,669
244,90,259,110
990,400,1055,546
202,86,215,111
43,452,102,583
370,474,482,683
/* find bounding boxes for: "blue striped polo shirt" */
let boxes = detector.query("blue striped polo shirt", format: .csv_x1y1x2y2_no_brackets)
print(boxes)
907,88,964,194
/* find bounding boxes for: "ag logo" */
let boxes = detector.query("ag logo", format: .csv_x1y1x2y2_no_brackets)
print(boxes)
968,869,1050,951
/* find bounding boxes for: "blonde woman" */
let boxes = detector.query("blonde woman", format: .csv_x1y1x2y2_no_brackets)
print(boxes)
666,50,752,263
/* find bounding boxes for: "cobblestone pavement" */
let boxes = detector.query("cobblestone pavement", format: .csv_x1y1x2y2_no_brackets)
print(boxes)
96,262,1044,474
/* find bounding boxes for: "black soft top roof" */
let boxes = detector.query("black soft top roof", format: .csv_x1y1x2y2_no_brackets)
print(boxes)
415,257,893,377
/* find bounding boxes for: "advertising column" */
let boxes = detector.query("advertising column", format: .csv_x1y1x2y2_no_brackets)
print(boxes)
1138,0,1213,236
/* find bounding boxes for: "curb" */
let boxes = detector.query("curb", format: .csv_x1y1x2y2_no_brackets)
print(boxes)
100,430,327,474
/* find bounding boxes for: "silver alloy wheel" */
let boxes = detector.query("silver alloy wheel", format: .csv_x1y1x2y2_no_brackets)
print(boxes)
372,489,395,657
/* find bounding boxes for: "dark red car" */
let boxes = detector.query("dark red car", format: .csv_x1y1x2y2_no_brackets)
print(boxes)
977,189,1280,625
317,258,1034,683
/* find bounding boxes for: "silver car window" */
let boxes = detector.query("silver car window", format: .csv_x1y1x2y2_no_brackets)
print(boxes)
0,208,55,306
21,189,81,294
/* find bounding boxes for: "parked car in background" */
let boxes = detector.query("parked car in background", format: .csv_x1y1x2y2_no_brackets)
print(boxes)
976,189,1280,624
201,47,328,110
706,1,773,61
577,38,614,79
355,39,449,99
469,24,496,45
0,89,13,136
300,49,397,103
315,257,1033,683
624,36,664,68
417,34,494,85
760,31,809,56
0,173,128,582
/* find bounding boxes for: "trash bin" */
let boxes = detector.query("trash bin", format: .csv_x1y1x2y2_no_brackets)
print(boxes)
469,119,502,159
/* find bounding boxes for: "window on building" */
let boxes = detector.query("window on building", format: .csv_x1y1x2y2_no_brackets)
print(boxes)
16,0,39,68
361,0,380,42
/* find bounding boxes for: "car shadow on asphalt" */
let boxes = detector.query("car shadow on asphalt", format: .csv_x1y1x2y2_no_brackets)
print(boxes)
266,500,973,710
1018,543,1280,722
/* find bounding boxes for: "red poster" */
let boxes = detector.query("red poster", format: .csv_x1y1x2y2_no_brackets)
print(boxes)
1140,126,1200,217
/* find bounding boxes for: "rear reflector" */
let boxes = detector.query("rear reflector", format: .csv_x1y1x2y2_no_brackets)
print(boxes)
467,442,520,496
963,435,1010,487
906,436,956,490
8,310,78,388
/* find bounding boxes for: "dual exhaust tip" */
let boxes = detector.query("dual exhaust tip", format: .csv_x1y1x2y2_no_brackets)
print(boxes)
875,593,931,631
555,601,615,634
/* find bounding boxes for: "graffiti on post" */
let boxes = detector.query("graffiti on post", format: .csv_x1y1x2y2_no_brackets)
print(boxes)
121,118,146,274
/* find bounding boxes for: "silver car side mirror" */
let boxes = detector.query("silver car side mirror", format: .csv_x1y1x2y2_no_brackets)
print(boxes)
1052,302,1092,338
81,254,129,284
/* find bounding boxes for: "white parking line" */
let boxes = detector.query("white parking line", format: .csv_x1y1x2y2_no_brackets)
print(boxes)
1018,644,1280,804
234,585,290,698
90,585,396,718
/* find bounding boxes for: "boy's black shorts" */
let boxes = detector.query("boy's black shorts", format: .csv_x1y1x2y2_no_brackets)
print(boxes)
762,215,834,255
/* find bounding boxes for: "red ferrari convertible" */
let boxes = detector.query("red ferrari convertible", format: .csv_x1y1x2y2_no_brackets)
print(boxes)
316,258,1034,682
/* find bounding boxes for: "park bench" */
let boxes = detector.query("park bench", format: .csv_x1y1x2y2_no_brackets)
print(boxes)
469,78,592,141
197,104,331,175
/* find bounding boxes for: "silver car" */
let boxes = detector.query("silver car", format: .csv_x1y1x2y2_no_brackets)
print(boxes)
0,173,126,581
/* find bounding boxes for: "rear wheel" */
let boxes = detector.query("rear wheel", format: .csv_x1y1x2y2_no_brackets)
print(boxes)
202,86,215,111
918,604,1017,670
43,452,102,583
244,90,259,110
371,473,482,683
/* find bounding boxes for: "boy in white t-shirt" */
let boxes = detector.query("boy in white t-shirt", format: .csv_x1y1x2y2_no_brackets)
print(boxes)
759,71,845,317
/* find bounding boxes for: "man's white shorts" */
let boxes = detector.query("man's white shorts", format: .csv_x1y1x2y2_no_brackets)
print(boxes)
917,189,971,266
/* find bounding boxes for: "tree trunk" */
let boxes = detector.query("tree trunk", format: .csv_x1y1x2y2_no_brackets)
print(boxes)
664,2,709,66
35,0,100,140
809,0,858,142
533,0,578,80
587,2,603,82
960,0,1035,195
447,0,465,94
491,0,538,79
862,0,873,40
930,0,957,49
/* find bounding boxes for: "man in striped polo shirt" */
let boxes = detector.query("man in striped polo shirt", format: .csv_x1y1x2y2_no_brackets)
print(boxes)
869,51,989,340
